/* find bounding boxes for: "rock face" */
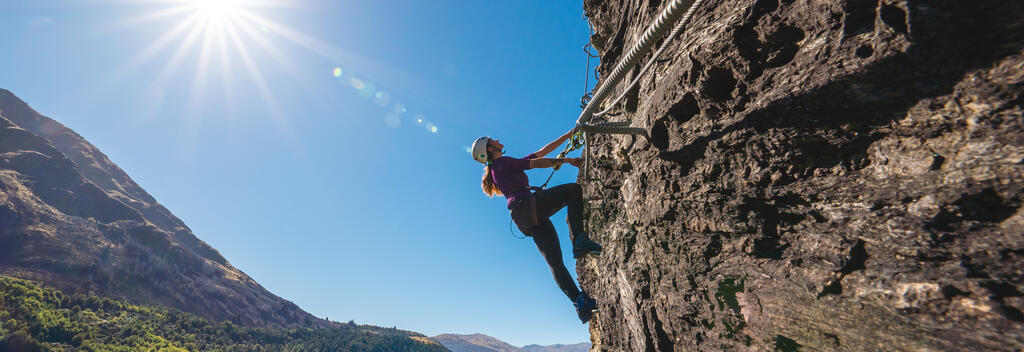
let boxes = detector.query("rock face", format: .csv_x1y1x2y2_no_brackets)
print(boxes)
578,0,1023,350
0,89,318,327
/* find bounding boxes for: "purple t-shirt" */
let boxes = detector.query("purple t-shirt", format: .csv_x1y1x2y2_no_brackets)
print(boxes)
490,153,537,208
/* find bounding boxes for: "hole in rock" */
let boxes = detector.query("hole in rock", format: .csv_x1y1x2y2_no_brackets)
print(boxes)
880,4,908,34
775,335,803,352
764,25,806,68
703,67,737,102
751,0,779,18
824,333,841,346
818,280,843,297
650,120,670,150
929,188,1020,231
688,56,703,85
669,93,700,124
839,240,868,274
842,0,877,38
855,44,874,58
941,285,969,298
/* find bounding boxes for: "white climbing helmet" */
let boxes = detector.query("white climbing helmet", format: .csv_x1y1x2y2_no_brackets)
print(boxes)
471,136,490,164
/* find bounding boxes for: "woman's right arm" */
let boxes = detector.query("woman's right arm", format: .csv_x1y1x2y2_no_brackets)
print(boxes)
529,157,580,169
533,129,577,158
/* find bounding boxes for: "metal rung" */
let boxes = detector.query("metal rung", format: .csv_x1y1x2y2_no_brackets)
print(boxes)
589,121,633,127
582,125,647,135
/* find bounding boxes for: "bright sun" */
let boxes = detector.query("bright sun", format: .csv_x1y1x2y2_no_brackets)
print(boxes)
114,0,353,133
192,0,241,24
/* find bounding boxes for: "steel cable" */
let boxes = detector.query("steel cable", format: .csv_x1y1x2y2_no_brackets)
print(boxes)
574,0,703,127
593,0,705,117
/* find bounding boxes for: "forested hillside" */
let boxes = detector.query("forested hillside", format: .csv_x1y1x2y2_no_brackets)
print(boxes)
0,278,449,352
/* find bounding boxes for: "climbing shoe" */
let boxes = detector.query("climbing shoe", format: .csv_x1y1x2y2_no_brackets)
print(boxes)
572,233,602,259
575,291,598,323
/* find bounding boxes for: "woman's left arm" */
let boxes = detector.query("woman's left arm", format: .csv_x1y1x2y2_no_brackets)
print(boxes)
533,129,576,158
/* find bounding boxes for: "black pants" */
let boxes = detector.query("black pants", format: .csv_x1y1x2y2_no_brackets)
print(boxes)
510,183,585,302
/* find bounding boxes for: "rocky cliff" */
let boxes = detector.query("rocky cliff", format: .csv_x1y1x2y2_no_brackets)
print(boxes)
577,0,1023,350
0,89,317,327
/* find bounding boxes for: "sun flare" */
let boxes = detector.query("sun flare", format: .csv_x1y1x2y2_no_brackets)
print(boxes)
108,0,439,150
193,0,241,24
107,0,311,135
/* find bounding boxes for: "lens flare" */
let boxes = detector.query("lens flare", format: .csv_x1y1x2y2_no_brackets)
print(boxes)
374,91,390,106
394,104,406,113
332,67,342,77
431,126,438,133
349,78,364,90
358,82,375,98
414,115,424,125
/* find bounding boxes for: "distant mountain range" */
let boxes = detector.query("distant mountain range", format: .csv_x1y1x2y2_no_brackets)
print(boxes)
433,333,589,352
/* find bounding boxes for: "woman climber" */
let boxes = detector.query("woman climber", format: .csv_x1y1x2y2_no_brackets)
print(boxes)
470,129,602,323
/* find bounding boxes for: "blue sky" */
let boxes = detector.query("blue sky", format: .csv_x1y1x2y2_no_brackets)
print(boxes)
0,0,598,346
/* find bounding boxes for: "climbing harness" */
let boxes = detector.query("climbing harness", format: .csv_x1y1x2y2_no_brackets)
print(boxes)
508,189,543,240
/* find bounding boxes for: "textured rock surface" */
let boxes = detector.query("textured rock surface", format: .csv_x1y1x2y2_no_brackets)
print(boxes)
578,0,1023,350
0,89,318,327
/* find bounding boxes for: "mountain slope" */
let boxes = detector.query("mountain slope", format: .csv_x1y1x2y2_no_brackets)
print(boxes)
0,89,315,327
433,334,521,352
432,334,589,352
578,0,1023,350
520,342,590,352
0,88,226,265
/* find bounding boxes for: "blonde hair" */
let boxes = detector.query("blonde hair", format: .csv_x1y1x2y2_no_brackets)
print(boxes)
482,164,502,198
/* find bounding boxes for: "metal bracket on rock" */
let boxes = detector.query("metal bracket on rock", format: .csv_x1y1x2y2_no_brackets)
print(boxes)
576,121,646,182
580,121,646,136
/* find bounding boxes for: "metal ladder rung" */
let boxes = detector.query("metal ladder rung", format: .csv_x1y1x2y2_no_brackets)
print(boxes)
589,121,633,127
582,125,647,135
